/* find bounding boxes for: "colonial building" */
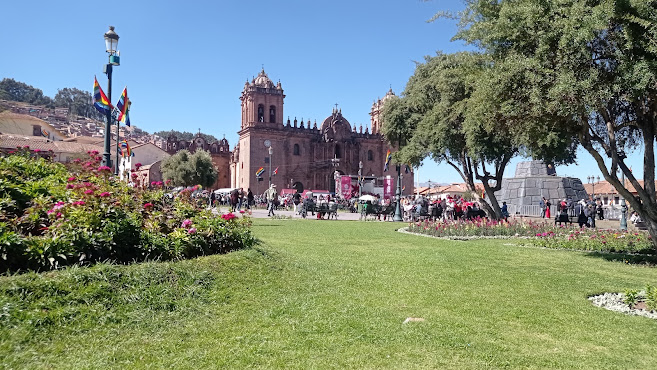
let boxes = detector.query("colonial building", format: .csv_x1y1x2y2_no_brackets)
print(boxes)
165,133,231,189
229,69,414,196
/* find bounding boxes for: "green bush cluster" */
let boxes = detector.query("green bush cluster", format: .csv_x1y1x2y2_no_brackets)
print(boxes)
0,150,255,272
623,285,657,311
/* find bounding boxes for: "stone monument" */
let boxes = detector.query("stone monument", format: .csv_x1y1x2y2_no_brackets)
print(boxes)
495,160,588,208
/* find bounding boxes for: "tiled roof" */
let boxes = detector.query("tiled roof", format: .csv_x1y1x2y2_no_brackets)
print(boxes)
583,180,657,195
0,134,102,154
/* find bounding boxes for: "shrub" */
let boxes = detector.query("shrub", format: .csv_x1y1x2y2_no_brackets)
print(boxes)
0,150,255,273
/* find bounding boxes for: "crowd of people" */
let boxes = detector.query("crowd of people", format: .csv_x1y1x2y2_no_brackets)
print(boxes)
198,185,642,228
540,196,606,228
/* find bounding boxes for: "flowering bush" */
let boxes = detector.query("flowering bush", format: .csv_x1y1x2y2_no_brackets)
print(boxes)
407,218,653,254
0,150,255,272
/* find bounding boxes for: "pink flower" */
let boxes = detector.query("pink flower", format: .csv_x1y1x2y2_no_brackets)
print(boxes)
221,213,236,221
66,184,74,189
98,166,111,172
135,163,142,170
56,212,62,218
84,189,94,195
240,210,245,214
131,173,138,179
188,228,197,234
73,201,85,206
84,182,93,187
181,219,193,228
144,203,153,209
67,177,76,182
98,192,110,197
34,149,41,152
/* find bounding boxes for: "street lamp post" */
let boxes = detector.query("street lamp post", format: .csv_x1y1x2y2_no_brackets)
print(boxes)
102,26,120,171
587,175,600,200
393,163,403,221
268,146,273,187
358,161,363,200
618,141,628,231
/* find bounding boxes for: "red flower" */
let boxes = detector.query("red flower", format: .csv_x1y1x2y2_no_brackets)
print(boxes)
221,213,236,221
98,192,111,197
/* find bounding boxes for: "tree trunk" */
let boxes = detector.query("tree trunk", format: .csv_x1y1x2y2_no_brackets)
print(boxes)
482,184,502,219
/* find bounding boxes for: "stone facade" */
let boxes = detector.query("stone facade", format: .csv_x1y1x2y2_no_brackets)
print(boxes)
496,160,588,206
165,134,231,189
230,69,414,196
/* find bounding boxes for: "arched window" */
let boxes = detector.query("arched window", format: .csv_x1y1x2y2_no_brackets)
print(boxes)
367,150,373,161
293,144,300,156
334,144,341,159
257,104,264,122
269,106,276,123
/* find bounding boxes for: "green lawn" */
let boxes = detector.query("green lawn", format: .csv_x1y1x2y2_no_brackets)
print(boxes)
2,219,657,368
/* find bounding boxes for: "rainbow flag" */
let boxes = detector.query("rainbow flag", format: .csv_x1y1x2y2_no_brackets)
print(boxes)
273,167,278,176
384,150,392,172
41,128,49,138
120,140,134,157
116,87,130,126
120,102,131,127
256,167,265,177
93,76,113,115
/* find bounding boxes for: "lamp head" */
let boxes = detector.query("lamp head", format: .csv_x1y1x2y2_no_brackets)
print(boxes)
104,26,120,55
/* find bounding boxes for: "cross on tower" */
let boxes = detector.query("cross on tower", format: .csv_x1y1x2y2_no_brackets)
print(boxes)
334,103,339,110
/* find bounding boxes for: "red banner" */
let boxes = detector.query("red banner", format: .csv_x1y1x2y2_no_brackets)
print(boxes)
384,176,394,200
341,176,352,199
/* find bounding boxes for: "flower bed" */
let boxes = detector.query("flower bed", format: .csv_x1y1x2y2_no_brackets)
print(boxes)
407,218,653,254
0,150,255,272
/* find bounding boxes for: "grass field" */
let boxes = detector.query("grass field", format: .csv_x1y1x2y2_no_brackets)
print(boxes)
2,219,657,368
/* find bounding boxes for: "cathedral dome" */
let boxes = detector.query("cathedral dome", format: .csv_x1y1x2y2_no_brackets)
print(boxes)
254,69,274,88
381,88,396,103
320,109,352,142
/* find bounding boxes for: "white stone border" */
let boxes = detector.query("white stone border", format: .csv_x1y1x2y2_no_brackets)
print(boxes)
589,293,657,319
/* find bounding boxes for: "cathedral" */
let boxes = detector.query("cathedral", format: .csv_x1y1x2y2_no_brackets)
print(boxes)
229,69,414,196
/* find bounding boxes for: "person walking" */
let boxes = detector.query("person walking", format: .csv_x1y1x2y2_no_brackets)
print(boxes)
247,188,254,210
540,197,546,218
264,184,278,217
210,191,216,208
545,198,551,219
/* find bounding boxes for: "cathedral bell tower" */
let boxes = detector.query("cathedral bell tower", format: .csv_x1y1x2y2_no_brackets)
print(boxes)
369,88,396,134
240,69,285,129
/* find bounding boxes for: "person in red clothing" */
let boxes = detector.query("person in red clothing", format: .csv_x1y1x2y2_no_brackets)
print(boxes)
545,199,551,219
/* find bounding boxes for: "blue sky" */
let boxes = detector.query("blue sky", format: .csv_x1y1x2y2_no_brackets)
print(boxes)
0,0,647,184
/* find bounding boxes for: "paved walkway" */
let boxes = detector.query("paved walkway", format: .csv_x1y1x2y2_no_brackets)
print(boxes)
211,206,636,229
213,206,365,221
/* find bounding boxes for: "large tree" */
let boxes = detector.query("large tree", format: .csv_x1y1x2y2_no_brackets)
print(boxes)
383,52,519,219
161,149,218,188
0,78,52,106
53,87,102,119
451,0,657,246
